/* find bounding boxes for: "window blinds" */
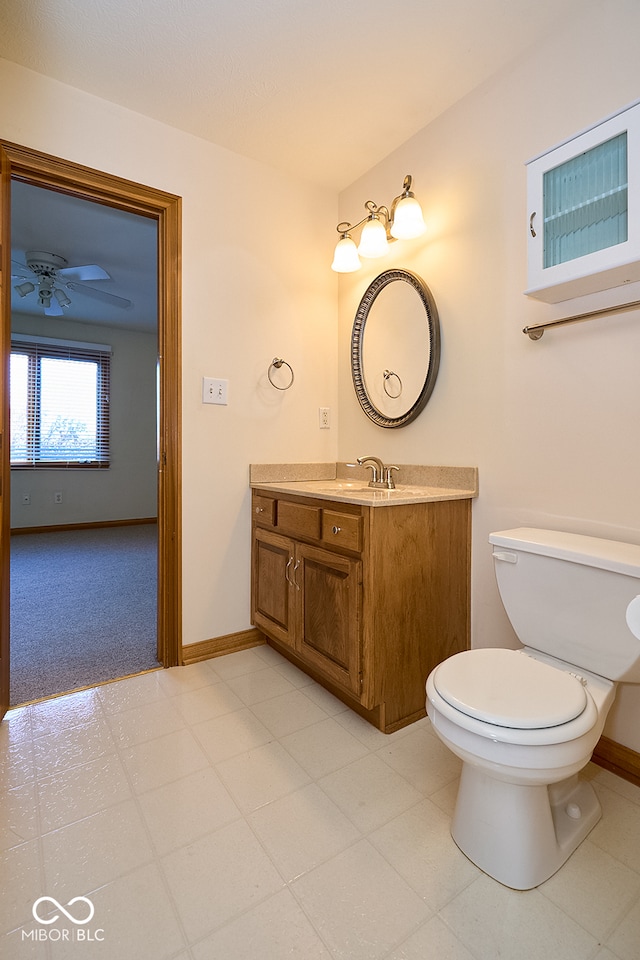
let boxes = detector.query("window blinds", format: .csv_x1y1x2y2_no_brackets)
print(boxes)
10,335,111,468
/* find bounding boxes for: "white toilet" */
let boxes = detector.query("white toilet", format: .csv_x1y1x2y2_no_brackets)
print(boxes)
426,527,640,890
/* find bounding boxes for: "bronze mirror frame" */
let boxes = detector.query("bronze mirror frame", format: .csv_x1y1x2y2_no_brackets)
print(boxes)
351,268,440,429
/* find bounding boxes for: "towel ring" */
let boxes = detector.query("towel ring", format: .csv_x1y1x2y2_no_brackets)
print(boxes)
383,369,402,399
268,357,294,390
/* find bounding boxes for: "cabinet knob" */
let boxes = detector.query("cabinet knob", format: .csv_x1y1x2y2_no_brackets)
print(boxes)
332,525,341,535
255,506,264,514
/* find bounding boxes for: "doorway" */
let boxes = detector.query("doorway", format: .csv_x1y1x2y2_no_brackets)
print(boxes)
0,142,182,719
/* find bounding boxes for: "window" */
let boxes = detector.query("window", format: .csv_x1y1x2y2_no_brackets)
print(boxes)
10,335,111,468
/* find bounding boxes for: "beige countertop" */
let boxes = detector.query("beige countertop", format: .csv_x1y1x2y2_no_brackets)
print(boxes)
250,462,478,508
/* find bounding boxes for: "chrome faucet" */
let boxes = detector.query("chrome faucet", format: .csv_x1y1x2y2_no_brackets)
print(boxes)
357,456,400,489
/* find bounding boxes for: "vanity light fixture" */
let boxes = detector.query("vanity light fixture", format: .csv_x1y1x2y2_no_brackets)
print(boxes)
331,174,426,273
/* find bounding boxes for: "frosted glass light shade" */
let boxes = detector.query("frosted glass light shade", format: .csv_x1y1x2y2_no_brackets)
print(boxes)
15,281,35,297
358,217,390,258
390,196,426,239
331,235,361,272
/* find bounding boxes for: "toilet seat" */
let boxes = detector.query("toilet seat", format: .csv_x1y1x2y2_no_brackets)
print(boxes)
433,649,587,729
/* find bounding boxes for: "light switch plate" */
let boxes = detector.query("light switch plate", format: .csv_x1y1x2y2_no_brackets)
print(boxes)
203,377,229,405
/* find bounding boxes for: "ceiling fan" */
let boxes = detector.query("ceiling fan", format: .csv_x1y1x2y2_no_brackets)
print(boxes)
11,250,133,316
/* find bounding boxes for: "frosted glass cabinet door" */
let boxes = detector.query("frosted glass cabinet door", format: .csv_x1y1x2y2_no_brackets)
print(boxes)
526,100,640,303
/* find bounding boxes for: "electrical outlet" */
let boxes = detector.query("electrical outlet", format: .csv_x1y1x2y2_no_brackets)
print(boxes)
319,407,330,429
54,491,63,504
22,493,31,505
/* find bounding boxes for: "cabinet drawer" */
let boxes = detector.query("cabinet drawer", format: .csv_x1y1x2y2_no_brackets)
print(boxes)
277,500,321,539
253,495,276,527
322,511,362,552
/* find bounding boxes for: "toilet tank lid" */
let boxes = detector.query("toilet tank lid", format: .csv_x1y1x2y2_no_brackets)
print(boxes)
489,528,640,579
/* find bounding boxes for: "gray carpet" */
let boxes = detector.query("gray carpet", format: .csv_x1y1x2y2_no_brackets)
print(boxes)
10,524,160,705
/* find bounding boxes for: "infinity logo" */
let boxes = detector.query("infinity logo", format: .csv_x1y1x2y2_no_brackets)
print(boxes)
32,897,95,925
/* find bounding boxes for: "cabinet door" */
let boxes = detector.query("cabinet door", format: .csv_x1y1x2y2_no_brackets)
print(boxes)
526,100,640,302
295,542,362,697
252,527,296,649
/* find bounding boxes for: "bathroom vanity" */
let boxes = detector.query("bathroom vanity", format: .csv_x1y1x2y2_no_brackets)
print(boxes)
250,463,477,732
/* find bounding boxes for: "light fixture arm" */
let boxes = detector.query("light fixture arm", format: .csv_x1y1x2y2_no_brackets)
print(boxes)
331,174,425,272
336,201,392,239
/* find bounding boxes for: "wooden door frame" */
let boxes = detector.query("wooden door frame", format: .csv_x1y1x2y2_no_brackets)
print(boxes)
0,142,182,718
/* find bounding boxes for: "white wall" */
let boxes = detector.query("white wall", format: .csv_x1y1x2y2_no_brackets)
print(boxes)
0,57,339,648
10,313,158,527
336,0,640,751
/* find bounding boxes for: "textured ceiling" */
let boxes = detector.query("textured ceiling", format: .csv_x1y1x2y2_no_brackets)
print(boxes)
1,0,584,190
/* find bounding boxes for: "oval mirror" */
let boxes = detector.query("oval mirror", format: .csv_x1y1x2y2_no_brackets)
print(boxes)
351,269,440,428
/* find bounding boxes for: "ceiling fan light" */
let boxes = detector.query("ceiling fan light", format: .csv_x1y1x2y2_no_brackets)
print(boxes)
331,235,361,273
390,195,426,239
15,281,35,297
358,217,389,258
54,288,71,308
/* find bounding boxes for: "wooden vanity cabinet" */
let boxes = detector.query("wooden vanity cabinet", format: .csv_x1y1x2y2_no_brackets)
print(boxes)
251,489,470,733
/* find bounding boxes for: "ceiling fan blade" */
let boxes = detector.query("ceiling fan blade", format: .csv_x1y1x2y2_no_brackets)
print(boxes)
65,281,132,309
44,301,64,317
58,264,111,282
11,259,35,279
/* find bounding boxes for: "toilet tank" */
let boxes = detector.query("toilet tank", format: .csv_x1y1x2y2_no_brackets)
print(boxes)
489,528,640,682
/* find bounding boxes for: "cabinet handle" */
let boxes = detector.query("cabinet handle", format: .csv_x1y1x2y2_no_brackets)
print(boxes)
285,556,294,585
292,559,301,590
529,212,537,238
332,525,341,535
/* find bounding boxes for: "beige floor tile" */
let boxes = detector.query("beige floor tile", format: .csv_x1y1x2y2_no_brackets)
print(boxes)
216,741,310,812
37,754,132,833
191,888,333,960
280,716,370,778
0,781,40,851
539,838,640,939
156,660,221,696
42,799,154,899
370,799,480,911
192,708,273,765
226,666,298,706
376,724,462,796
30,688,105,738
590,783,640,872
248,783,360,881
105,697,186,749
606,895,640,960
119,727,209,795
0,840,43,937
170,681,244,725
440,874,598,960
0,724,35,790
269,657,316,688
251,689,330,738
48,862,186,960
96,670,165,715
291,838,430,960
161,819,284,942
209,648,273,680
334,708,409,750
138,767,240,854
33,718,117,779
319,753,423,832
387,914,477,960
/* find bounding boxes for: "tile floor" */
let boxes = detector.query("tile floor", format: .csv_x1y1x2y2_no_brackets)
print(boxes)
2,644,640,959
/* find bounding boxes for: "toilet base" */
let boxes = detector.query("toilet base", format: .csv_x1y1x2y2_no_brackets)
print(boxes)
451,763,602,889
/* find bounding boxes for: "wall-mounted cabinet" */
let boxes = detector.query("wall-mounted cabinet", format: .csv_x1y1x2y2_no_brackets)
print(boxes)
526,100,640,303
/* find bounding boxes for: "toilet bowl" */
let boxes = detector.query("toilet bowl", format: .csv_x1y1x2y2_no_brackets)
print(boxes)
426,527,640,890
